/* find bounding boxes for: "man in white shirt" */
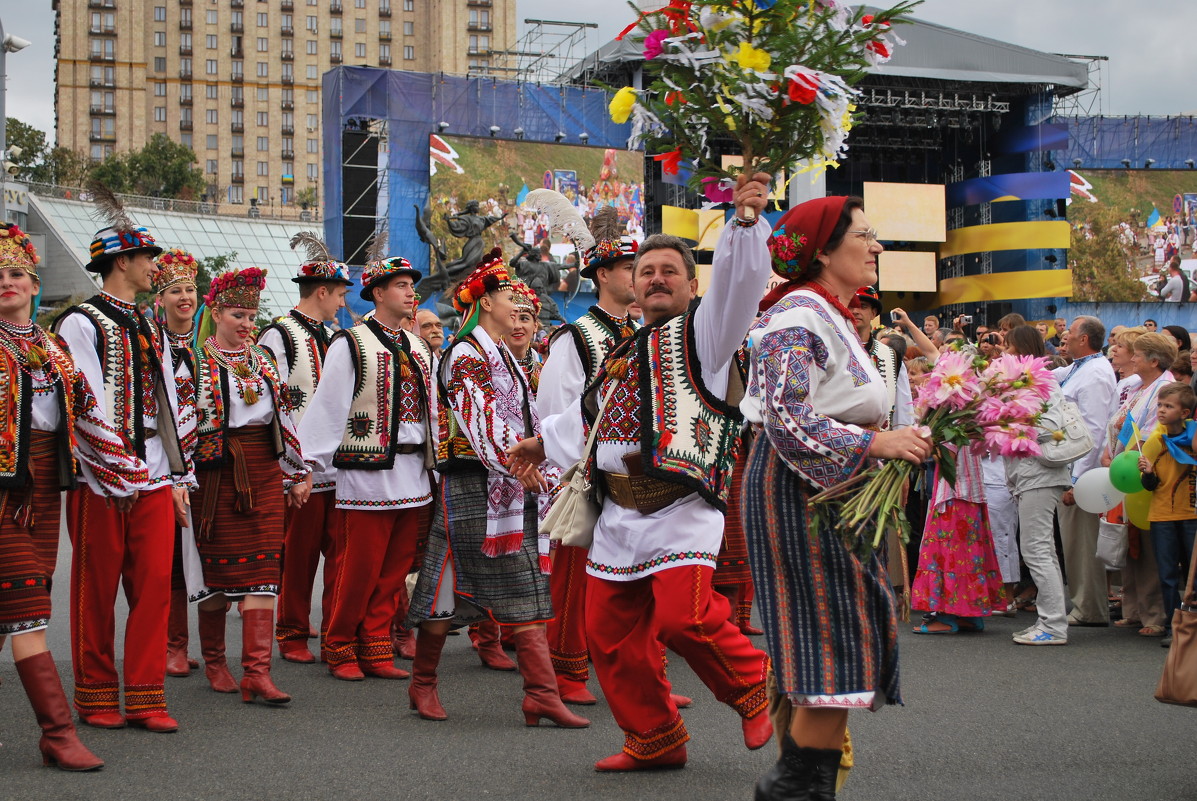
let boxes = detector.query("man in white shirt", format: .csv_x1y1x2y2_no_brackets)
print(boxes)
1054,316,1118,626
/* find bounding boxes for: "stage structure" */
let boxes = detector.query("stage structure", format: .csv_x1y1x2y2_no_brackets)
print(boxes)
321,67,631,319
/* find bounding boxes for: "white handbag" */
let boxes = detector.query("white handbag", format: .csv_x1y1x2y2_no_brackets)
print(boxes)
1096,516,1129,571
539,381,619,549
1036,398,1094,468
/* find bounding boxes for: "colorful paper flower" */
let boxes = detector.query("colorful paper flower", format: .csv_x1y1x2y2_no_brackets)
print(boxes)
787,73,819,105
643,29,670,60
652,148,683,176
701,177,735,203
731,42,771,73
608,86,638,124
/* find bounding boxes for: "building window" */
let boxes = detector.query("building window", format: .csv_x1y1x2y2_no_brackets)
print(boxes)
180,57,193,74
257,12,269,26
307,40,318,55
206,134,218,149
154,57,167,71
403,45,413,60
330,18,342,36
180,84,193,102
233,134,245,150
258,136,270,151
206,34,217,49
228,185,244,204
154,107,167,122
206,159,218,174
355,0,366,7
206,84,219,99
232,109,244,126
154,31,167,47
282,63,294,80
154,82,167,96
257,161,269,176
256,111,269,126
307,65,318,79
355,18,366,32
306,89,318,103
355,42,366,58
257,37,269,51
181,133,193,148
232,61,244,78
257,62,269,77
231,87,244,104
330,41,342,58
307,163,319,180
379,43,390,60
90,38,115,59
403,21,412,35
307,138,319,153
154,6,166,21
206,59,218,74
306,114,318,129
206,109,219,124
306,15,318,31
403,0,413,11
379,19,390,36
207,10,218,24
282,136,294,151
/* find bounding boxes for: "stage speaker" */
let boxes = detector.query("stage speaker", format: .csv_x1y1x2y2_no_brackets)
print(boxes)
341,128,380,266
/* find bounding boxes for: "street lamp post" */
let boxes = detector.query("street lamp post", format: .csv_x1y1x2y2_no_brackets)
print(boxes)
0,18,33,222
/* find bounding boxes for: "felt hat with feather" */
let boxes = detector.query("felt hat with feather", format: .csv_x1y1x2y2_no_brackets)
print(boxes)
358,227,422,302
581,206,638,280
288,230,352,286
85,179,163,272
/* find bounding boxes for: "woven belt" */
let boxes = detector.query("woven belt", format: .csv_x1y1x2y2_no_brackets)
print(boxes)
394,443,421,455
601,470,693,515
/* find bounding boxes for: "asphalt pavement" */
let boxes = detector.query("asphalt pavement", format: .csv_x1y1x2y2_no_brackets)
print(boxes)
1,527,1194,801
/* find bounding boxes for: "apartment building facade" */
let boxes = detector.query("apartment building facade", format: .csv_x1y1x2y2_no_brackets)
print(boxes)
54,0,515,208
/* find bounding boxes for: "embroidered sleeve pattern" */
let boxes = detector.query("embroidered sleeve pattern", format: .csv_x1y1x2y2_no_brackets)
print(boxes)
69,367,150,497
757,326,873,490
257,347,308,482
447,351,523,476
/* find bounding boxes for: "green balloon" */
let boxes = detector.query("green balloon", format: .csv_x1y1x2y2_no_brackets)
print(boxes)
1109,450,1145,494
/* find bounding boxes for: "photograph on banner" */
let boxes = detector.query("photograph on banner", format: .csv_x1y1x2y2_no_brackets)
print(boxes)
1068,168,1197,303
427,133,646,270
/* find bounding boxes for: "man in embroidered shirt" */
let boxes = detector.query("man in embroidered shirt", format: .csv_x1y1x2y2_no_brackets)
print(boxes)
296,255,436,681
511,174,774,772
535,205,639,706
259,256,351,664
53,211,192,733
1055,315,1117,626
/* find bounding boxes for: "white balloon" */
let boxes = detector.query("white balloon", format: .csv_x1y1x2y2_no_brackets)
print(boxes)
1074,467,1126,514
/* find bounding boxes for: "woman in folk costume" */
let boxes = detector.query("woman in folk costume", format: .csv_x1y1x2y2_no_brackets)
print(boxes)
741,197,931,799
154,248,202,677
0,224,149,770
186,267,311,704
405,250,586,729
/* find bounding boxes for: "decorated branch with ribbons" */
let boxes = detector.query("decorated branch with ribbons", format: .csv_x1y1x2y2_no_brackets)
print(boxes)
609,0,919,198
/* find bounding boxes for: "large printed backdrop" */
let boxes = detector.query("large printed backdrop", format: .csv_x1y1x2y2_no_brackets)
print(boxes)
428,134,646,265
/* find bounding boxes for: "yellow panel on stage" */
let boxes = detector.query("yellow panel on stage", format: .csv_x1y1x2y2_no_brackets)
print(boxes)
696,210,725,251
936,269,1074,305
940,220,1071,258
878,251,938,293
863,182,947,242
661,205,699,244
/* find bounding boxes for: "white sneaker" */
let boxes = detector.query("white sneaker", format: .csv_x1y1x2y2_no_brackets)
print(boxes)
1013,627,1068,646
1013,625,1038,638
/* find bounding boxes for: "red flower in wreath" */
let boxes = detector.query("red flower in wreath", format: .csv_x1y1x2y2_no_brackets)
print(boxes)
652,148,683,176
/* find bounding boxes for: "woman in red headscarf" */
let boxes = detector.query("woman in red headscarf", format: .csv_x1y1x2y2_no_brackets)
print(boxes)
741,197,931,799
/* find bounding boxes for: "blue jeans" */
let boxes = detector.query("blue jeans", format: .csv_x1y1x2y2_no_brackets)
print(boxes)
1150,520,1197,629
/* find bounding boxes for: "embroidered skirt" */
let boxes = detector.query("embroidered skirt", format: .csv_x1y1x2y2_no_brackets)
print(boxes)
0,433,62,635
742,434,900,709
407,467,552,626
194,426,284,596
911,499,1005,617
715,440,753,587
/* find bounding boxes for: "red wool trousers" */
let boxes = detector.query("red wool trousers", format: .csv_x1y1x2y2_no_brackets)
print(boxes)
275,490,337,644
547,544,591,690
68,484,174,720
324,505,423,668
585,564,769,759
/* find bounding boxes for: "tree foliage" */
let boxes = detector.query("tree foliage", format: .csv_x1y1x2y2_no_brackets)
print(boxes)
1069,204,1151,303
90,134,206,199
5,118,51,182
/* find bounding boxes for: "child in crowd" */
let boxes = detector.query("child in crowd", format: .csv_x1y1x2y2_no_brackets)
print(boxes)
1139,382,1197,647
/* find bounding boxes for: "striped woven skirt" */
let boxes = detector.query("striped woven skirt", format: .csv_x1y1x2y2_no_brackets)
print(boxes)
407,467,552,626
0,432,62,635
742,434,900,709
715,440,753,587
194,426,284,596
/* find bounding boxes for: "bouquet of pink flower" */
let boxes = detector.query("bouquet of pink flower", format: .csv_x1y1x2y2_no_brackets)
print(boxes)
810,348,1057,558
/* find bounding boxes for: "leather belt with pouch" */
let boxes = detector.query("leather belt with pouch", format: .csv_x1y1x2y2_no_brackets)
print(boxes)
601,451,693,515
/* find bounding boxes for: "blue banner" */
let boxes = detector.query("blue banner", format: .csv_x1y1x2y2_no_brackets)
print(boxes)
947,172,1071,207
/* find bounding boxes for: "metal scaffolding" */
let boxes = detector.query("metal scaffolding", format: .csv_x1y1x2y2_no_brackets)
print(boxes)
487,18,599,84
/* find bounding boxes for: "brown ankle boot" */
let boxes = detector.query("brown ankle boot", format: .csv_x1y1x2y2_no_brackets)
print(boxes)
166,588,193,677
512,629,589,729
16,651,104,771
240,608,291,704
197,608,238,693
474,619,516,671
408,628,448,721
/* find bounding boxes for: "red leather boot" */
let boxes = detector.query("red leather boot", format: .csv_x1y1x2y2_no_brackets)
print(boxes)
512,629,589,728
408,628,448,721
473,619,516,671
166,587,195,677
16,651,104,771
392,589,416,660
240,608,291,704
198,608,238,693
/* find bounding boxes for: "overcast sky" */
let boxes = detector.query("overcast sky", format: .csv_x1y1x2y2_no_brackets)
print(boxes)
5,0,1195,145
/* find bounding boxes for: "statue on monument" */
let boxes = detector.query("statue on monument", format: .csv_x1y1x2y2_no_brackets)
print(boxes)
414,199,506,322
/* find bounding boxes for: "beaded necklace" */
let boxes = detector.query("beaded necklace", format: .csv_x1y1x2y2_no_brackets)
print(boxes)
799,280,856,324
0,318,62,390
204,336,265,405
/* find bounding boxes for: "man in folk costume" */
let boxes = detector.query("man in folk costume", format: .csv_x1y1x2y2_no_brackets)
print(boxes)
261,232,352,664
536,205,639,705
52,183,194,732
511,174,775,771
297,247,436,681
153,249,203,678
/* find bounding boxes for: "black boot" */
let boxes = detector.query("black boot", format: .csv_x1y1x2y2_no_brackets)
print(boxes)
754,732,841,801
